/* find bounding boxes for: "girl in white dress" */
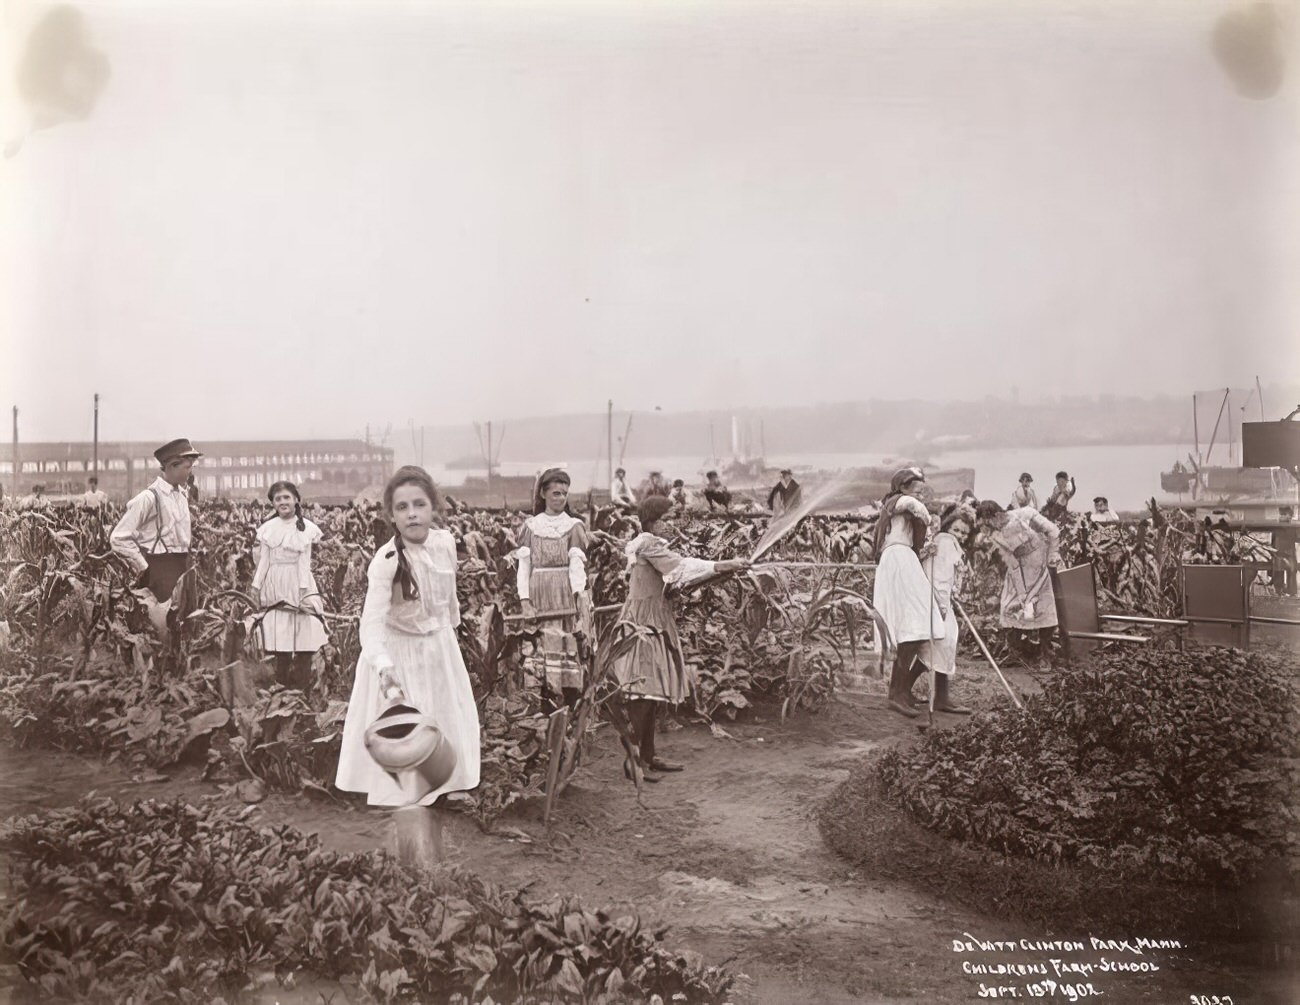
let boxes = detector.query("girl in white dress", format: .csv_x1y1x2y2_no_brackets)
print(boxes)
919,506,975,714
251,481,328,689
871,467,945,718
335,467,481,806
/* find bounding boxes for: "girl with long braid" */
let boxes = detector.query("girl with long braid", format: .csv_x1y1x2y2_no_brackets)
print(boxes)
871,467,945,718
335,467,481,806
251,481,327,689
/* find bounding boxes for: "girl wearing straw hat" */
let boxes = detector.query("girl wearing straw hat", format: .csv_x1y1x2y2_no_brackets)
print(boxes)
871,467,945,718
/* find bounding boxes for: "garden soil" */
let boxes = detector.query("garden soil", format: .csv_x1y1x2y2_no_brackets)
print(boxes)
2,656,1296,1004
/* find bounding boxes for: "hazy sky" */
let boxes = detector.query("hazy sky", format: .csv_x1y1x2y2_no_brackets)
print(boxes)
3,0,1298,443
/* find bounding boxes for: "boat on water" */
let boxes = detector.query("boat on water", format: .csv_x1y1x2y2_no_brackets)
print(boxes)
1160,389,1297,504
443,473,537,509
445,454,488,471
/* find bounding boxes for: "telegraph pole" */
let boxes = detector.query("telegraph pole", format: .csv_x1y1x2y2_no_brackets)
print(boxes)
93,393,100,479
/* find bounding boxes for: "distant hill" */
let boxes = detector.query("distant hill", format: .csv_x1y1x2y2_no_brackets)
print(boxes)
393,385,1300,468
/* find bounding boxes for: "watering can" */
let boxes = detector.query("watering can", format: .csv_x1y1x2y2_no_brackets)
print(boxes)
363,666,456,803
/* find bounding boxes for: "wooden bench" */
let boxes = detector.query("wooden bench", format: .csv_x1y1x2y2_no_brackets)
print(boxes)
1050,563,1189,664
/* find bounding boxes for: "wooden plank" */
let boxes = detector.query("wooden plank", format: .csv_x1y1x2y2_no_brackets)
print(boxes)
1066,631,1151,644
1100,615,1189,626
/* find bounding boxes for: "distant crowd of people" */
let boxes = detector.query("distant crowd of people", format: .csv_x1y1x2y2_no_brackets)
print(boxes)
1008,469,1117,524
609,465,802,517
1,474,199,512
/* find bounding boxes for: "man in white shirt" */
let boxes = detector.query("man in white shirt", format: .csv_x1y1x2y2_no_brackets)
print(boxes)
81,477,109,509
610,467,636,511
111,438,203,637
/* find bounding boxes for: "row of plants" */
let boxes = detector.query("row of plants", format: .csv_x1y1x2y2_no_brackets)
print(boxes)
0,500,1270,826
0,796,734,1003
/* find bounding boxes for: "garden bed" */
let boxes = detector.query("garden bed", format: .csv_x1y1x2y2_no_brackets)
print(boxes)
819,646,1300,950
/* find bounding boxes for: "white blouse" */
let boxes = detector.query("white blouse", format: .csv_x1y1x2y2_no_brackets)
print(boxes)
360,530,461,671
251,517,323,592
515,512,588,600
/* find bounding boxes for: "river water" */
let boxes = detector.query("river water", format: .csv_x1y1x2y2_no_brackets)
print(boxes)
431,443,1193,513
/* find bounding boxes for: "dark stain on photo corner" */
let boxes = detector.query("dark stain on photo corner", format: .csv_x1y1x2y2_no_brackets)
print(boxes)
1211,2,1286,100
8,3,111,156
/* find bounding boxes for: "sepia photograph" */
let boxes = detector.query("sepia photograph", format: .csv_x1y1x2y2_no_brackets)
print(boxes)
2,0,1299,1002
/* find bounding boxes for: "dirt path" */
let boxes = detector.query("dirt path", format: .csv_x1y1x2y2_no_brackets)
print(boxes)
1,666,1293,1003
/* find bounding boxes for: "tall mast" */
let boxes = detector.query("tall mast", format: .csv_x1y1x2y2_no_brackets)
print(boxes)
1192,393,1200,465
1228,391,1234,465
1206,388,1229,464
607,400,613,488
93,393,100,480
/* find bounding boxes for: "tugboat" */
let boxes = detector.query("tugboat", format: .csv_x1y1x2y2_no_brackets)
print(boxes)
1162,389,1297,504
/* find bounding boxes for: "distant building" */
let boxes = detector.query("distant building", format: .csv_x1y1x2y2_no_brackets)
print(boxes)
0,440,393,503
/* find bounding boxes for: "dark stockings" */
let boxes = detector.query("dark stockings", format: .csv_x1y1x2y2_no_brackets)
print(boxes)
626,699,658,765
273,652,314,691
888,641,924,717
542,685,584,715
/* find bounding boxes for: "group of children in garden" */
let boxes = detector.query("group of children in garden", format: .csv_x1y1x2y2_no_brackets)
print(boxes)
110,438,1069,811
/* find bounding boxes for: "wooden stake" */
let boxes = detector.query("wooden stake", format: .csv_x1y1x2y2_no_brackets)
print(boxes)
954,600,1024,709
541,706,570,825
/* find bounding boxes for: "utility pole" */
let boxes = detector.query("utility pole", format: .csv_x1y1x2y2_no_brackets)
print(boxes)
93,393,100,480
607,399,613,489
10,406,17,496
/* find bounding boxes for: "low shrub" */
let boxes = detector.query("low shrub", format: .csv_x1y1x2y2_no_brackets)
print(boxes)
821,646,1300,940
873,646,1298,884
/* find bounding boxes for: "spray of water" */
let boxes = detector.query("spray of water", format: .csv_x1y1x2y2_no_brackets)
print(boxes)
749,471,859,562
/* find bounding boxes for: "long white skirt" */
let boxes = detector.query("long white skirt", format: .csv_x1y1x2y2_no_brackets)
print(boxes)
258,561,328,653
920,605,959,676
335,626,481,807
873,544,945,650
